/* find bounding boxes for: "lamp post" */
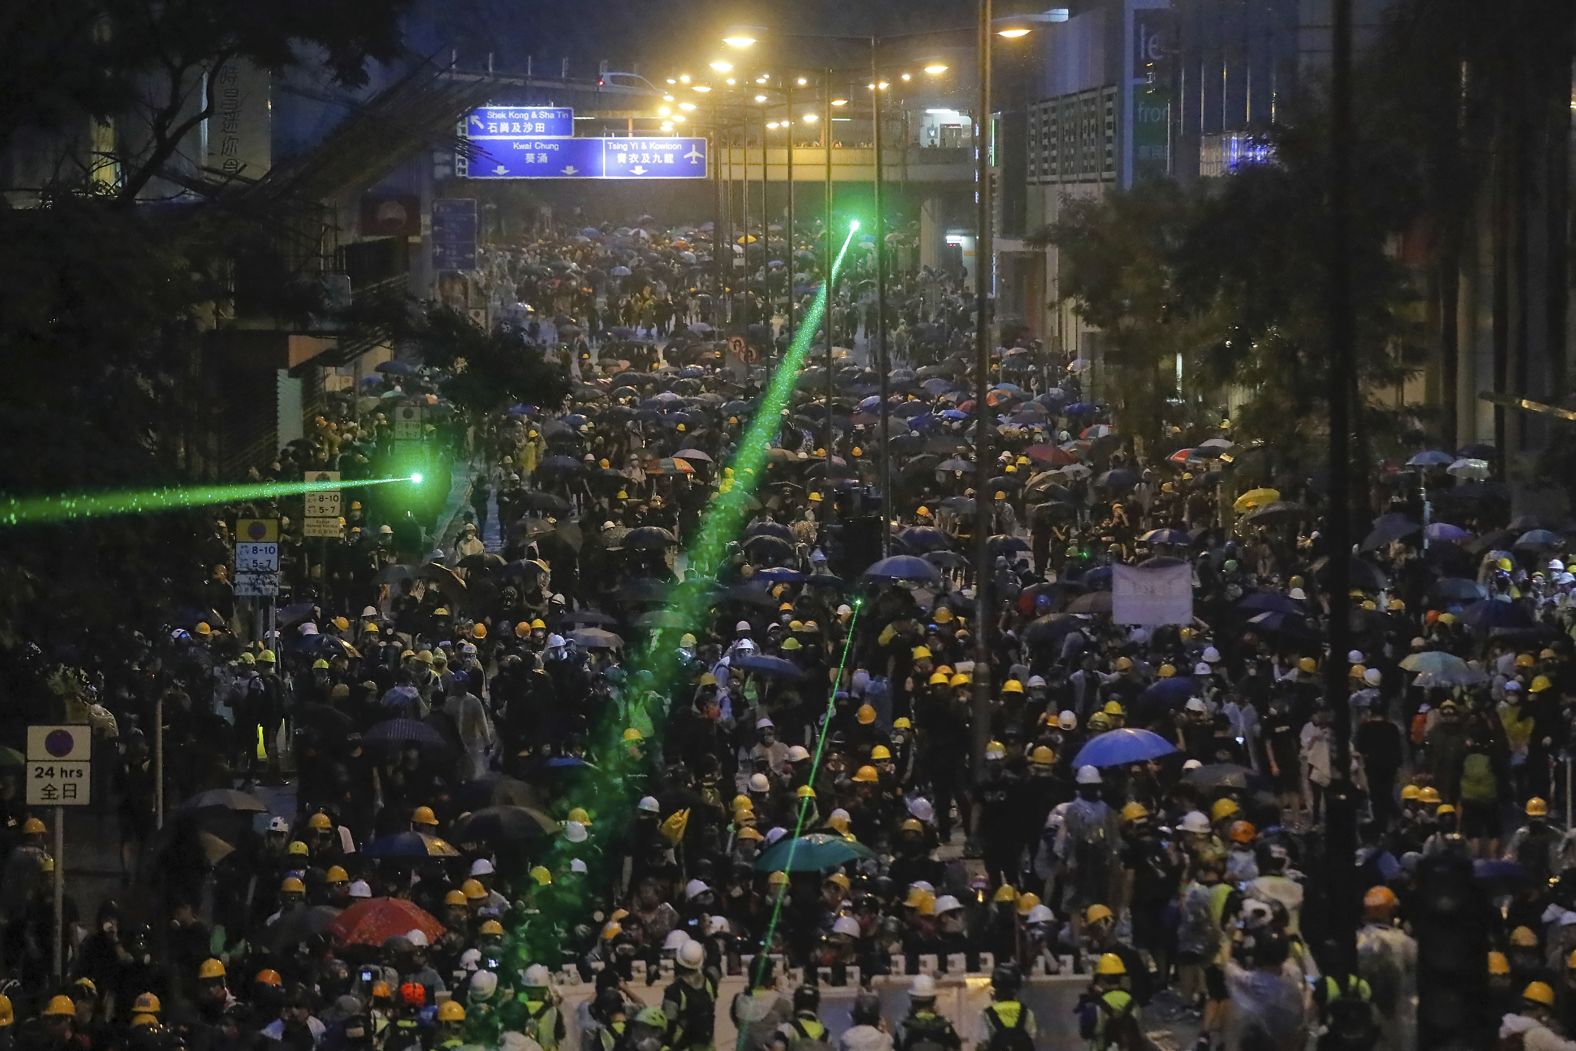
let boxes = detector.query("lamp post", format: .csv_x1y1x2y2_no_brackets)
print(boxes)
971,0,995,775
823,73,836,487
870,41,892,553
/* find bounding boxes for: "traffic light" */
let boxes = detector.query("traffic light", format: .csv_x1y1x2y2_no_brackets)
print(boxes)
1413,852,1492,1049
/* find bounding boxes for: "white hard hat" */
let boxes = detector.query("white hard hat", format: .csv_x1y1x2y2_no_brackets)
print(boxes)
662,930,691,952
1180,810,1211,834
1194,662,1212,676
1185,696,1207,713
831,916,862,938
1026,675,1047,688
735,620,752,633
706,915,731,936
349,880,373,899
1026,904,1055,925
460,948,482,973
569,858,587,874
909,880,935,895
934,895,963,915
1287,586,1306,600
546,634,566,648
1202,646,1222,663
523,963,552,987
1347,649,1365,664
469,970,498,1003
684,879,713,901
1076,764,1102,785
829,807,851,824
786,745,811,762
470,858,495,876
910,974,938,1000
755,716,775,729
676,940,706,969
1058,710,1077,730
406,929,430,948
985,742,1006,760
734,638,758,653
1363,668,1382,687
1182,759,1203,771
765,826,788,845
268,816,291,834
749,773,771,792
563,820,588,843
906,797,935,824
638,796,661,814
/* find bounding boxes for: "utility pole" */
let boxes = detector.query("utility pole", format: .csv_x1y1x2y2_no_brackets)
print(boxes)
971,0,994,775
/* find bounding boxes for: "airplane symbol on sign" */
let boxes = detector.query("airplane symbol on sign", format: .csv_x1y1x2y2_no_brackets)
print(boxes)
684,147,704,163
493,164,509,175
629,165,649,175
562,165,579,175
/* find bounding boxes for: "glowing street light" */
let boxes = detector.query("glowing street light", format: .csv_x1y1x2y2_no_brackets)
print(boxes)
693,84,712,93
831,97,848,107
678,101,697,111
754,93,768,103
657,105,672,116
801,112,819,123
709,59,734,73
661,121,674,131
722,32,758,48
796,76,808,86
900,72,912,82
924,62,949,75
996,26,1032,38
679,73,692,83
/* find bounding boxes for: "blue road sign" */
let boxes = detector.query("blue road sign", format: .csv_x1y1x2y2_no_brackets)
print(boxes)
467,106,575,138
602,137,708,179
431,198,477,272
464,138,708,180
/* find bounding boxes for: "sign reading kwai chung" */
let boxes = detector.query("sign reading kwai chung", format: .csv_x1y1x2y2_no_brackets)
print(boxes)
1112,562,1194,626
207,60,271,180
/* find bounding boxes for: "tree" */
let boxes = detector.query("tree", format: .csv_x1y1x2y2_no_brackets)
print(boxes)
1031,179,1206,449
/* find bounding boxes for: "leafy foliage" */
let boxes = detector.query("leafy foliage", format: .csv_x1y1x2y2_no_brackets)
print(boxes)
405,307,571,418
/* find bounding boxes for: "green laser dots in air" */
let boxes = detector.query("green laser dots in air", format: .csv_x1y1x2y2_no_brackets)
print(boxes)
0,475,419,528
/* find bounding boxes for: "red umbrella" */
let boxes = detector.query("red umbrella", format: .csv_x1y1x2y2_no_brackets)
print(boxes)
326,897,444,947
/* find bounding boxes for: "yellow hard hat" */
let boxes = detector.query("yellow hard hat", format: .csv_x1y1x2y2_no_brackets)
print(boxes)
732,795,753,812
1527,797,1550,818
623,727,644,742
994,491,1006,501
1525,981,1557,1008
1114,656,1133,672
412,805,439,826
893,717,912,730
481,919,505,937
1015,892,1041,916
0,994,10,1027
198,958,226,981
1435,804,1456,816
857,704,877,725
445,890,467,907
280,876,305,894
308,812,332,831
796,785,816,799
992,883,1019,904
132,993,162,1015
461,878,487,901
567,806,591,824
1531,675,1553,693
1489,951,1511,976
1001,679,1024,695
1029,745,1054,765
1211,798,1240,822
43,996,76,1018
437,1001,466,1023
1095,953,1127,977
1085,903,1114,925
529,865,553,886
312,658,331,671
472,623,488,640
325,865,349,883
1158,663,1176,678
1418,787,1442,805
870,745,892,761
782,638,802,651
1497,556,1515,572
912,646,933,660
1400,784,1422,802
1102,700,1125,717
258,649,276,664
768,870,791,887
22,818,45,836
853,765,880,784
928,671,950,686
1120,802,1149,824
287,840,309,857
1511,926,1539,948
949,673,971,688
1297,657,1317,673
915,506,930,517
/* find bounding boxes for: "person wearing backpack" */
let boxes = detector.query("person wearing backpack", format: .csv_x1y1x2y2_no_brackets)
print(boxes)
1457,733,1504,857
1313,972,1379,1051
1076,954,1144,1051
772,986,829,1051
977,965,1035,1051
662,940,719,1051
839,992,893,1051
896,975,960,1051
1499,981,1576,1050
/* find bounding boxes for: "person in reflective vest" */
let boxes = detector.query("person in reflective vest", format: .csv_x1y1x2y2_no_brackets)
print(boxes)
1077,954,1139,1051
896,975,960,1051
773,985,829,1051
978,964,1036,1051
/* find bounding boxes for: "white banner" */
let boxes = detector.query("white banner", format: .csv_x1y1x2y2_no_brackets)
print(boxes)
1112,562,1194,626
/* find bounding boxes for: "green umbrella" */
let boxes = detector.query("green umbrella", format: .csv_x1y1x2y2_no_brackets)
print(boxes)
753,833,875,872
0,746,23,767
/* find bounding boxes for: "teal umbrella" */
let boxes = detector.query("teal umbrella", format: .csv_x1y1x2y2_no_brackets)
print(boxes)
753,833,875,872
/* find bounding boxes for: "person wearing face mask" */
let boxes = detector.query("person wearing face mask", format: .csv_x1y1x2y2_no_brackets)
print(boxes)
1058,766,1119,930
1506,797,1563,886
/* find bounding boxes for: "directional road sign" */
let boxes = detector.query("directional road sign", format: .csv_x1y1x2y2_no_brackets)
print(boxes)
432,198,477,272
27,725,92,807
466,106,575,138
464,137,708,180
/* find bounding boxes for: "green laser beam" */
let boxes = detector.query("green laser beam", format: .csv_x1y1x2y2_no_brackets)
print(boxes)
746,597,865,998
0,475,421,527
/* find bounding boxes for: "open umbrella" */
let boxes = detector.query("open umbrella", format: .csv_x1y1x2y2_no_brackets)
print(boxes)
1073,728,1178,768
753,832,876,872
1460,599,1536,633
624,526,679,549
1065,591,1113,615
365,718,447,751
862,555,941,585
450,805,557,844
569,628,624,650
1140,528,1192,546
178,789,268,813
1233,488,1281,512
327,898,445,946
361,832,460,860
733,654,805,679
1182,763,1262,791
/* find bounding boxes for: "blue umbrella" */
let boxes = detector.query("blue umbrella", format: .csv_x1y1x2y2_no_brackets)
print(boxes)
1073,728,1178,769
1237,591,1304,615
365,718,446,751
1514,529,1564,550
1140,528,1191,545
733,654,805,679
1430,577,1484,603
1081,565,1114,590
545,755,595,769
1097,468,1138,492
376,360,418,376
1460,599,1536,633
1063,402,1095,416
899,527,953,553
862,555,941,585
1140,676,1200,706
754,567,808,583
1424,522,1472,542
363,832,460,859
1406,449,1454,467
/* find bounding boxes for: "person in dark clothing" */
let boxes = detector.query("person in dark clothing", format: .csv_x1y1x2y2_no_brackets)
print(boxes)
1355,705,1405,829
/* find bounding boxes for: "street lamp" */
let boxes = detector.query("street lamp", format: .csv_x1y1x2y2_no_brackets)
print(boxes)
722,32,758,49
710,59,734,73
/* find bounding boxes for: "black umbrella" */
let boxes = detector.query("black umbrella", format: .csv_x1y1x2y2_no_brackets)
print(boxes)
451,805,556,844
520,492,571,514
624,526,678,549
178,789,268,813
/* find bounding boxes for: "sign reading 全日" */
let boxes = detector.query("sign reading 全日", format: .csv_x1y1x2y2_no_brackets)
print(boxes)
27,725,92,806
